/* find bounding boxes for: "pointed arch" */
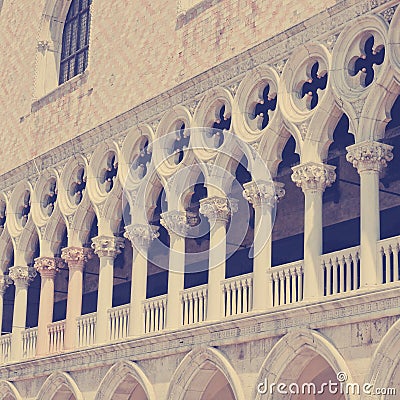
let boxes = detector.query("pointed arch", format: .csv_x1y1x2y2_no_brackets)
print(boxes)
363,318,400,399
167,346,246,400
95,360,156,400
0,381,22,400
254,329,355,400
36,371,82,400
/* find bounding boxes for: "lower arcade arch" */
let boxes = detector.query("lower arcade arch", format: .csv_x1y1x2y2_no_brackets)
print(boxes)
168,347,245,400
95,361,156,400
255,329,355,400
35,372,82,400
0,381,22,400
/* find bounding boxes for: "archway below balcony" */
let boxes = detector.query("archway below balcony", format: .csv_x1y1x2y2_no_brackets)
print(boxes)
95,361,156,400
36,372,82,400
255,329,354,400
168,347,245,400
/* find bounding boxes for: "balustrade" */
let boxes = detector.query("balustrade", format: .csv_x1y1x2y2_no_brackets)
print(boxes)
271,261,304,306
108,304,130,340
222,273,253,317
322,246,360,295
77,313,96,347
181,285,208,325
143,295,167,333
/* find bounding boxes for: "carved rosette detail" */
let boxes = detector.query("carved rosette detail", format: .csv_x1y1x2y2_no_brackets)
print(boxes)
346,141,393,174
160,210,190,237
34,257,63,278
61,247,93,269
291,162,336,192
199,196,238,223
243,180,285,208
124,224,159,251
9,266,37,286
0,275,12,295
91,236,125,258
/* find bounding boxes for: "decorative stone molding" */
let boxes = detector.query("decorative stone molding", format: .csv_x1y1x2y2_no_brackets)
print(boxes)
8,266,37,287
160,210,190,237
346,141,393,173
0,275,12,295
243,180,285,208
291,162,336,193
91,236,125,258
34,257,62,279
199,196,238,223
124,224,159,251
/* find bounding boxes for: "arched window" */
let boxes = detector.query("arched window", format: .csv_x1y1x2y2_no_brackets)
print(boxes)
59,0,92,84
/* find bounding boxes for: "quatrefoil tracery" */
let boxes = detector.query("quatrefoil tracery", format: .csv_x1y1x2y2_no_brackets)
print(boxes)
171,123,189,165
209,105,231,148
70,167,86,205
0,203,6,228
19,191,31,227
349,35,385,87
132,139,152,179
42,180,58,216
300,61,327,110
252,84,277,129
101,153,118,193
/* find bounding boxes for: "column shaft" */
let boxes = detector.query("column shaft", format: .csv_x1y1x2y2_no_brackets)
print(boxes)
62,247,91,350
9,266,36,360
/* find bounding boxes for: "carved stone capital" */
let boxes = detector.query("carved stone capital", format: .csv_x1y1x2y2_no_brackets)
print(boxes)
199,196,238,223
243,180,285,208
91,236,125,258
9,266,37,287
346,141,393,174
291,162,336,193
124,224,159,251
34,257,62,279
160,210,190,237
61,246,93,270
0,275,12,295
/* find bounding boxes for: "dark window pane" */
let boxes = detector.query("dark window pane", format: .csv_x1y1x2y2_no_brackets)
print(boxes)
59,0,92,84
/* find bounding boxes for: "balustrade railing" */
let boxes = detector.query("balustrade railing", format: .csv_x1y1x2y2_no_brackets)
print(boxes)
0,334,11,363
143,295,167,333
222,273,253,317
378,237,400,284
48,320,65,353
108,304,130,340
181,285,208,325
22,327,37,359
271,261,304,306
77,312,96,347
322,246,360,295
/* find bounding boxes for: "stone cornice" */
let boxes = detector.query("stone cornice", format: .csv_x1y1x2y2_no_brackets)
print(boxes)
0,0,394,192
0,283,399,381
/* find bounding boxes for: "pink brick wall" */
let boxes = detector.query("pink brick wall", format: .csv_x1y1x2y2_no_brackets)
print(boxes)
0,0,337,175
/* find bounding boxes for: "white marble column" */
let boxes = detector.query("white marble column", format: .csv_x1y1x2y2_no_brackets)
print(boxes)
243,180,285,309
0,274,12,335
199,196,237,321
91,236,125,344
346,141,393,286
160,211,190,329
124,224,159,336
34,257,60,356
292,162,336,299
8,266,36,360
61,247,92,350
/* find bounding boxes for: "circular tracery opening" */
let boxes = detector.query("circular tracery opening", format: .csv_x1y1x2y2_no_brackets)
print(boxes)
41,177,58,217
18,190,31,228
100,151,118,193
69,166,87,205
131,137,152,181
